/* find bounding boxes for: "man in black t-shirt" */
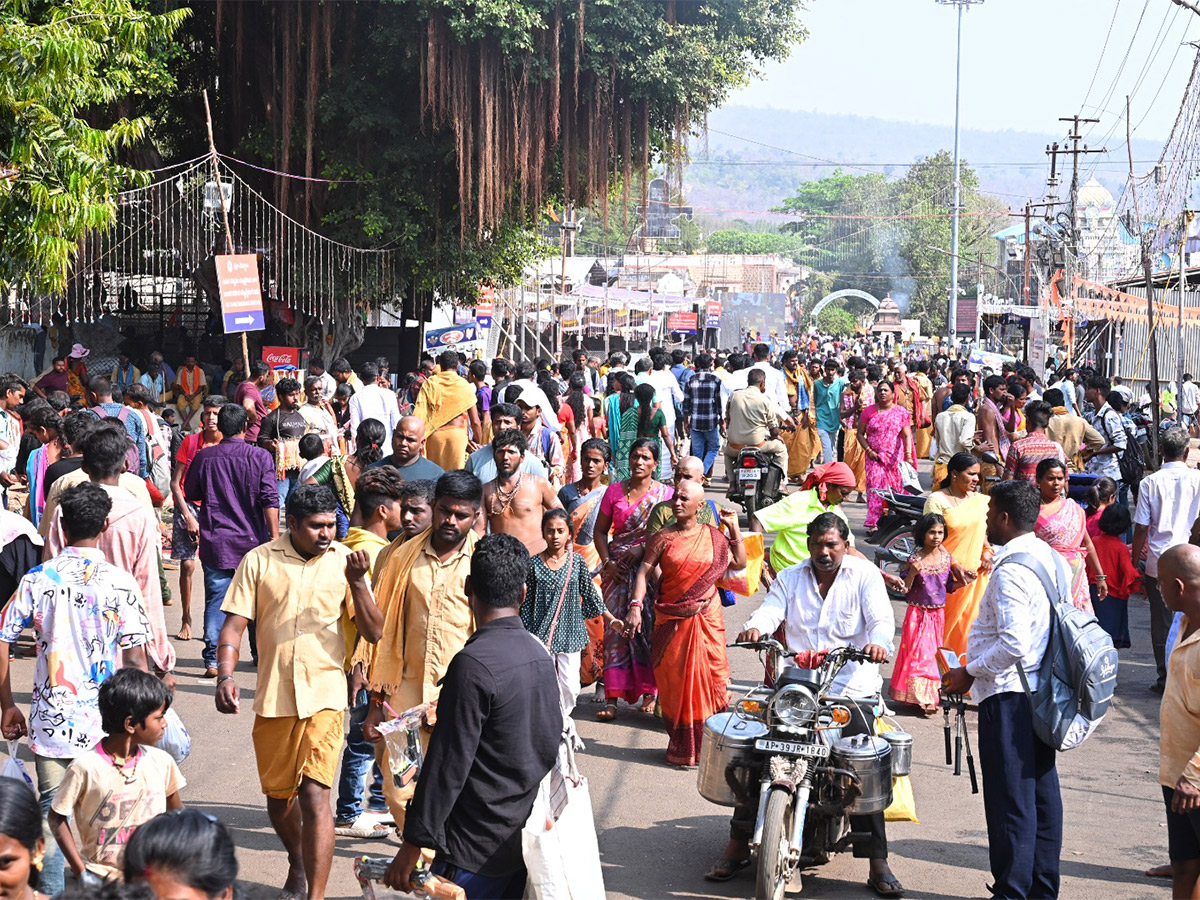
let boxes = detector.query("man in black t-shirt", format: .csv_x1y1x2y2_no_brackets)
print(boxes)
258,377,308,507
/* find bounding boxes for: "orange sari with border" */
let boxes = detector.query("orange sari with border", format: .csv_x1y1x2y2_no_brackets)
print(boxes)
649,524,731,766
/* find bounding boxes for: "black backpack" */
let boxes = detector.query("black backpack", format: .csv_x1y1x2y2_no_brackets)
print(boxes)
1100,412,1144,486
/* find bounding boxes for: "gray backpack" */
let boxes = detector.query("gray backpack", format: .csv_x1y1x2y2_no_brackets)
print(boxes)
998,551,1119,751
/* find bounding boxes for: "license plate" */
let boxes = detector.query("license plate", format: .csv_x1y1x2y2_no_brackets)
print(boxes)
755,739,829,758
740,468,762,481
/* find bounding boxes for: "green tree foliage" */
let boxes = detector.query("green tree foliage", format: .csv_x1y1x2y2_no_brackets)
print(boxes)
705,230,805,256
894,150,1008,334
816,305,857,337
0,0,188,296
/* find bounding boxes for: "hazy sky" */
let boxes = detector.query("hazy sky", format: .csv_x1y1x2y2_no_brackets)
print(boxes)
727,0,1197,145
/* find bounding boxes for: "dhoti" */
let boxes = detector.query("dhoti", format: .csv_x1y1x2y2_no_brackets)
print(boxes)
843,430,867,493
785,422,819,479
914,425,932,460
424,425,468,471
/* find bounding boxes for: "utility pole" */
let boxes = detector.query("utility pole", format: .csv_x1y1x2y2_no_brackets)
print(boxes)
1180,210,1193,396
1023,202,1032,305
937,0,984,348
1057,115,1104,259
1127,95,1161,467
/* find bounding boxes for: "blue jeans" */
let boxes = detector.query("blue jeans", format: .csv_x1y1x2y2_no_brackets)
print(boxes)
202,565,235,669
277,473,298,510
818,428,839,465
430,861,527,899
690,427,721,476
978,692,1061,899
34,754,70,897
335,689,388,823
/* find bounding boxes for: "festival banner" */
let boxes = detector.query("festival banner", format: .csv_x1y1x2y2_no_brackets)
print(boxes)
215,254,266,333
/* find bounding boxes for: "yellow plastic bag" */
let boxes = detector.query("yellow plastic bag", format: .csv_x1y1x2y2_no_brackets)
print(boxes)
875,717,919,823
717,533,764,596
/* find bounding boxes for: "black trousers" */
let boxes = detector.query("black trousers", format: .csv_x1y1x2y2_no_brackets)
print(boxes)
729,699,887,859
1142,575,1176,685
977,691,1062,899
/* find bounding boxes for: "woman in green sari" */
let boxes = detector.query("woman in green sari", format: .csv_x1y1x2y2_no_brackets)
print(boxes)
604,371,639,481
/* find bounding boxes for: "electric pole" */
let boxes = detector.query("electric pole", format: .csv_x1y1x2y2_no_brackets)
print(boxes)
937,0,984,351
1057,115,1104,260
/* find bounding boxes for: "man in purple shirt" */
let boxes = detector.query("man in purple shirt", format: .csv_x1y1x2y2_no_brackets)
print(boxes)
235,360,272,444
184,403,279,676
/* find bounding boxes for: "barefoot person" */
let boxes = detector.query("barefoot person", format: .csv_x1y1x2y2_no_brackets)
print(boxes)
213,485,383,900
482,430,561,554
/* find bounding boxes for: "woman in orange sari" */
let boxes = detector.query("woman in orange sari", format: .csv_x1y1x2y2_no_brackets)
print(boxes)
627,480,746,766
923,451,994,657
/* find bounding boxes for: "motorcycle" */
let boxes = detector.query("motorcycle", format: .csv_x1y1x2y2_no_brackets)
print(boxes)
698,640,903,900
728,445,786,522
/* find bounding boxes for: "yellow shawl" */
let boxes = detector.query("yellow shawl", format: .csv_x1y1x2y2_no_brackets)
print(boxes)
414,370,477,433
785,366,801,404
358,526,479,694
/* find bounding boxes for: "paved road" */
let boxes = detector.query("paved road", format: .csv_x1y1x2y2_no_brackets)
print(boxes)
6,466,1174,899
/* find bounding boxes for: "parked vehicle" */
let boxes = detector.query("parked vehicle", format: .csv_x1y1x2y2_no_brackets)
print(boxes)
698,640,903,900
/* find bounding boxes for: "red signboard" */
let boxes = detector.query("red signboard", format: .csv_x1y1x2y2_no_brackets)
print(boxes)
262,346,301,369
667,312,699,333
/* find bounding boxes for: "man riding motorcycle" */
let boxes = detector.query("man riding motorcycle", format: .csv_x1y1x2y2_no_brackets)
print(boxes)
707,513,904,897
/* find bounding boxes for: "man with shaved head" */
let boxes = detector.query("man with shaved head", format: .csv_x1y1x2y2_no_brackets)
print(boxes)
1156,543,1200,899
370,415,445,481
648,456,719,534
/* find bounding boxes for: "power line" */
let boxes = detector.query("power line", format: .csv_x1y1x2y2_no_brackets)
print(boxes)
1079,0,1124,114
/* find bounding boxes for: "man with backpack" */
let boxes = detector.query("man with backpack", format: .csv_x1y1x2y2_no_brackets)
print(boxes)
942,480,1070,899
1082,378,1132,487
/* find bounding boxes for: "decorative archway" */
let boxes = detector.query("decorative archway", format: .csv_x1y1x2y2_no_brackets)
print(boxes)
809,289,881,321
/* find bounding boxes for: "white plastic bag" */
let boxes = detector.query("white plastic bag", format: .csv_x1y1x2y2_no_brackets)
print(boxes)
156,708,191,764
899,461,921,493
1,740,35,790
522,739,604,900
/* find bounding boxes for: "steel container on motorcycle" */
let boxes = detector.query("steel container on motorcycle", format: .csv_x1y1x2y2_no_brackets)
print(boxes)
697,712,769,807
878,729,913,777
830,735,893,814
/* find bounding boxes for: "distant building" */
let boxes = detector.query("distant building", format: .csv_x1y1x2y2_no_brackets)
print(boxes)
870,294,903,335
1075,178,1138,283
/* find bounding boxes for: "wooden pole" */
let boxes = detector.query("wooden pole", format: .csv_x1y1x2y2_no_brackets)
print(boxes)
1127,95,1161,467
202,89,251,379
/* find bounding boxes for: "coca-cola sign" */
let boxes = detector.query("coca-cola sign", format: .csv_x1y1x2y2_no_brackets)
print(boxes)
262,346,300,368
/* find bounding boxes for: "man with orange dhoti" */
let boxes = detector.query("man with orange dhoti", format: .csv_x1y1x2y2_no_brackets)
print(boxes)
912,361,934,460
413,350,484,471
893,363,931,460
785,356,820,482
839,370,868,501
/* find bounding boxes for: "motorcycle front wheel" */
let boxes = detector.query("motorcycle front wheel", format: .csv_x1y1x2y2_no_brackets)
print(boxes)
756,787,797,900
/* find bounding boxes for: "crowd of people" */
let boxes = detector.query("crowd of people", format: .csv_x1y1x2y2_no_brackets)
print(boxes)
0,332,1197,899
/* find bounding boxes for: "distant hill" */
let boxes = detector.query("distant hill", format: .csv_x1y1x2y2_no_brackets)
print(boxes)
685,106,1163,222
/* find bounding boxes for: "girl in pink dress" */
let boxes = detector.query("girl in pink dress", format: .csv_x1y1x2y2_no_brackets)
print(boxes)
886,513,967,713
856,380,915,531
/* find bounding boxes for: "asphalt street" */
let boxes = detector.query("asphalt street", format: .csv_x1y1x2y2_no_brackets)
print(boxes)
6,463,1174,900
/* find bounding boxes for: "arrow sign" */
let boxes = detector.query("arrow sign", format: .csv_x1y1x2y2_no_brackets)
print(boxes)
216,254,266,334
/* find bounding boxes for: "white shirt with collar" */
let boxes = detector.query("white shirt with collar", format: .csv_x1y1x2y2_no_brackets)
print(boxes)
645,369,684,430
1133,461,1200,577
348,382,402,447
742,554,894,699
724,367,788,419
751,362,792,419
965,531,1064,703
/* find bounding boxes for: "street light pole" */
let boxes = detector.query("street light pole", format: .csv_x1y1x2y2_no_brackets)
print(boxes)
937,0,984,351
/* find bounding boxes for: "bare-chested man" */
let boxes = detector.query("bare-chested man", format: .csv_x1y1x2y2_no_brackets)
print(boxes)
975,374,1010,491
481,429,560,552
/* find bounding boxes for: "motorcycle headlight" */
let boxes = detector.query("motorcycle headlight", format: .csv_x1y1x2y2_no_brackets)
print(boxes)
770,685,817,726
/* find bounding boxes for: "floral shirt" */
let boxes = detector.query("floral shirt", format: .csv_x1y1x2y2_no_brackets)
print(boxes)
0,548,149,758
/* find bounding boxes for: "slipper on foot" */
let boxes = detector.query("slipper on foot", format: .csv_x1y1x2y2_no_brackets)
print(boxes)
703,857,751,882
867,875,905,897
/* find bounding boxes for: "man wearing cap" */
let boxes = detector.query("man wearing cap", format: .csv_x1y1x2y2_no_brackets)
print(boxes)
65,344,89,404
515,386,564,487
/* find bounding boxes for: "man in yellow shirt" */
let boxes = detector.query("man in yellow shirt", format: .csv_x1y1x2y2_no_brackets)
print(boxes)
1156,544,1200,899
335,466,407,839
361,471,482,829
214,485,383,900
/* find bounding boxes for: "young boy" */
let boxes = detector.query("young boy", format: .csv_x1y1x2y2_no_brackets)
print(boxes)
0,481,151,896
1088,503,1141,650
49,668,184,884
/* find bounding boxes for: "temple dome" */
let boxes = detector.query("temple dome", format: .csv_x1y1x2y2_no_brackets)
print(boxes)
1077,177,1114,210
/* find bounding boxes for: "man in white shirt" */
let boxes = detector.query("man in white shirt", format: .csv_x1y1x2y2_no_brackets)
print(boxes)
1181,373,1200,437
349,361,402,448
933,382,980,485
707,513,902,894
1133,426,1200,692
644,351,684,435
1082,377,1126,483
308,357,338,401
749,343,792,425
0,374,26,497
943,479,1065,900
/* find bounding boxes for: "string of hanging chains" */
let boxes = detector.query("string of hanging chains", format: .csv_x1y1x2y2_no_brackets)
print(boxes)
23,159,403,329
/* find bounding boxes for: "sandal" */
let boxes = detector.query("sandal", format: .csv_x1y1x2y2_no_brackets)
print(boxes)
866,875,905,897
639,695,657,714
596,703,618,722
704,856,751,882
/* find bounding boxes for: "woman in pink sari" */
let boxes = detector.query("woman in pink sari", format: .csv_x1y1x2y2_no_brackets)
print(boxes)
1034,457,1107,613
592,438,672,721
856,380,915,533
